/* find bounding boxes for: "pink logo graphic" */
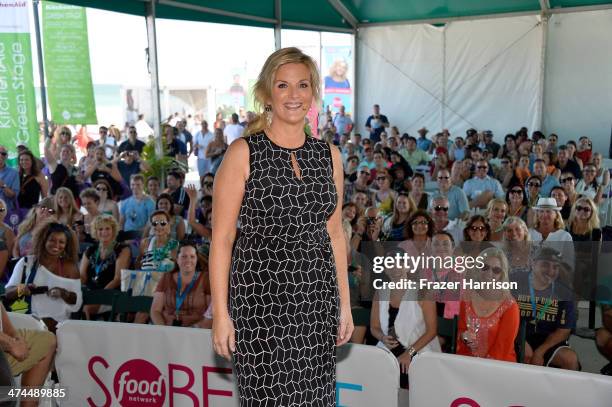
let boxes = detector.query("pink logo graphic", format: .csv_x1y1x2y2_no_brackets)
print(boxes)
113,359,166,407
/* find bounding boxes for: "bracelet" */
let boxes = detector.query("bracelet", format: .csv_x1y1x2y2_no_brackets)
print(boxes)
407,346,417,359
16,284,24,298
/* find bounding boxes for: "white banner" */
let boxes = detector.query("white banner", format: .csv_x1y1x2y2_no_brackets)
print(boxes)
410,352,612,407
55,321,400,407
0,0,29,33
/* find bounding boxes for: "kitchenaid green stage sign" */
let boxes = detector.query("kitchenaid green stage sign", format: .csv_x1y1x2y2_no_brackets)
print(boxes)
0,0,39,159
43,1,97,124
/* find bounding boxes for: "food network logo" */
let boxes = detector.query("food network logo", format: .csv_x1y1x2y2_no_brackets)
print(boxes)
87,356,232,407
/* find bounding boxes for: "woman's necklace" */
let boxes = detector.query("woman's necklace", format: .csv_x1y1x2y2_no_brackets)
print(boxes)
511,204,524,217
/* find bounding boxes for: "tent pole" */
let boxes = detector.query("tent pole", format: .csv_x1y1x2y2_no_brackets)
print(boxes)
145,1,163,159
353,31,359,137
537,16,549,133
441,26,447,130
32,0,50,140
274,0,281,50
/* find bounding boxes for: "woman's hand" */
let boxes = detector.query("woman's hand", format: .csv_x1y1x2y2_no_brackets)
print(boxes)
212,313,235,362
9,337,29,362
397,351,412,374
381,335,399,350
185,184,198,201
336,302,354,346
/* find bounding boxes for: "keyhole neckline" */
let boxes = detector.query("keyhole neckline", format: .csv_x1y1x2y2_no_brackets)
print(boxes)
263,130,308,152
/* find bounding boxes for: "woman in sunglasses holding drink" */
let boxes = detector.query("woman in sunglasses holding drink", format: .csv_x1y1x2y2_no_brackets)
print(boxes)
137,210,179,272
457,247,519,362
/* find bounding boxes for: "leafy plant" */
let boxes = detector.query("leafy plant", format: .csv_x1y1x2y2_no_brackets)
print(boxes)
140,139,188,181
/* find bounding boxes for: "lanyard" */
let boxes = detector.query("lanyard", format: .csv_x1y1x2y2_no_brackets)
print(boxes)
529,274,555,328
175,272,199,319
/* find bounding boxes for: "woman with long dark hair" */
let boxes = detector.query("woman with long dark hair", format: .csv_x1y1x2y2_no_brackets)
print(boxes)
17,150,48,210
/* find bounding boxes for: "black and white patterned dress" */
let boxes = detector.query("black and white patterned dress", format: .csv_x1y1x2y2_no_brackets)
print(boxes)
230,132,339,406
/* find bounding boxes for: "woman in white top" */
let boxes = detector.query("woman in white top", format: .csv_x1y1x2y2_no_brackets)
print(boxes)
592,153,610,187
5,221,82,333
576,163,603,204
370,261,440,388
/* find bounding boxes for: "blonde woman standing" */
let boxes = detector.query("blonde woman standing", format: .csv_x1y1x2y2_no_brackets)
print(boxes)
210,48,352,405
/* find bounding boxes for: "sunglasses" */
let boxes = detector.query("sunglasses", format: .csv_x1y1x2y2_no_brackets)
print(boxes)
0,208,5,212
510,189,523,194
151,220,168,227
376,177,387,181
0,151,7,156
412,220,429,226
482,264,503,275
433,206,449,212
60,132,70,136
561,177,574,183
501,160,510,164
575,205,591,213
129,131,137,134
38,207,55,214
527,182,541,187
477,166,488,170
437,176,449,180
360,171,370,175
96,186,108,192
203,182,213,187
469,226,486,232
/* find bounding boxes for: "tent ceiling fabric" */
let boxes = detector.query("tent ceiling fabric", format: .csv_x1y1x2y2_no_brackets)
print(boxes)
52,0,612,30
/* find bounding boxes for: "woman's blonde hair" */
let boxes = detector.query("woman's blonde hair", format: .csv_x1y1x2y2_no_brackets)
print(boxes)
485,198,508,221
568,197,600,232
55,187,80,225
245,47,321,136
501,216,531,241
17,197,56,239
90,214,119,242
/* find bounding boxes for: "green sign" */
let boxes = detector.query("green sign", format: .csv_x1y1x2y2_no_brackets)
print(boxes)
0,1,40,161
43,1,97,124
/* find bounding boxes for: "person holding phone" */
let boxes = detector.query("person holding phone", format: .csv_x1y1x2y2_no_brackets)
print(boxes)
5,221,82,333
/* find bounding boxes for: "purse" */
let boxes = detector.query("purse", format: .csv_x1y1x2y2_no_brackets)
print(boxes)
10,257,39,314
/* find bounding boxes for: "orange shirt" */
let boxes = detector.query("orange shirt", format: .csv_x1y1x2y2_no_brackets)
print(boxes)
456,298,519,362
515,168,531,186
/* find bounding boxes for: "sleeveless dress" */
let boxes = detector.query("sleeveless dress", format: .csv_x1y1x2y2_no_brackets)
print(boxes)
230,132,339,406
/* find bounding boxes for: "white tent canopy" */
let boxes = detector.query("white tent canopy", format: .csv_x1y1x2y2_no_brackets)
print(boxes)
356,10,612,154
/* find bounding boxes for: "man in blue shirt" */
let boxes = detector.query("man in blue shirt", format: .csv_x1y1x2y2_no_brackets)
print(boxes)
0,145,19,210
119,174,155,232
364,104,389,143
333,105,353,136
533,159,559,197
463,159,505,209
416,127,432,152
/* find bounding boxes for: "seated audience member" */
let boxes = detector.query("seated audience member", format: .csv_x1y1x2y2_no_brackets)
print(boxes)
79,215,130,318
116,150,149,190
186,186,211,241
430,195,464,243
533,158,559,198
137,210,179,272
146,176,161,201
399,135,430,169
6,221,82,333
84,146,123,198
370,263,440,388
427,231,462,319
54,187,83,227
436,169,469,221
344,165,372,204
165,171,190,216
80,188,101,236
550,186,572,223
597,304,612,375
0,303,56,405
17,150,48,210
382,193,416,241
142,193,186,241
150,241,211,328
463,159,505,209
485,198,508,241
13,198,56,258
516,247,579,370
457,247,520,362
409,173,429,210
93,179,120,221
371,169,397,216
44,137,80,198
528,198,573,242
514,155,532,186
556,145,582,180
506,185,529,224
200,173,214,198
561,171,579,207
495,156,515,189
592,152,610,190
575,163,603,204
119,174,155,234
0,198,15,258
0,145,20,212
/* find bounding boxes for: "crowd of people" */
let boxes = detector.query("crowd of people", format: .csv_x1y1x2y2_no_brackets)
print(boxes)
0,101,611,393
